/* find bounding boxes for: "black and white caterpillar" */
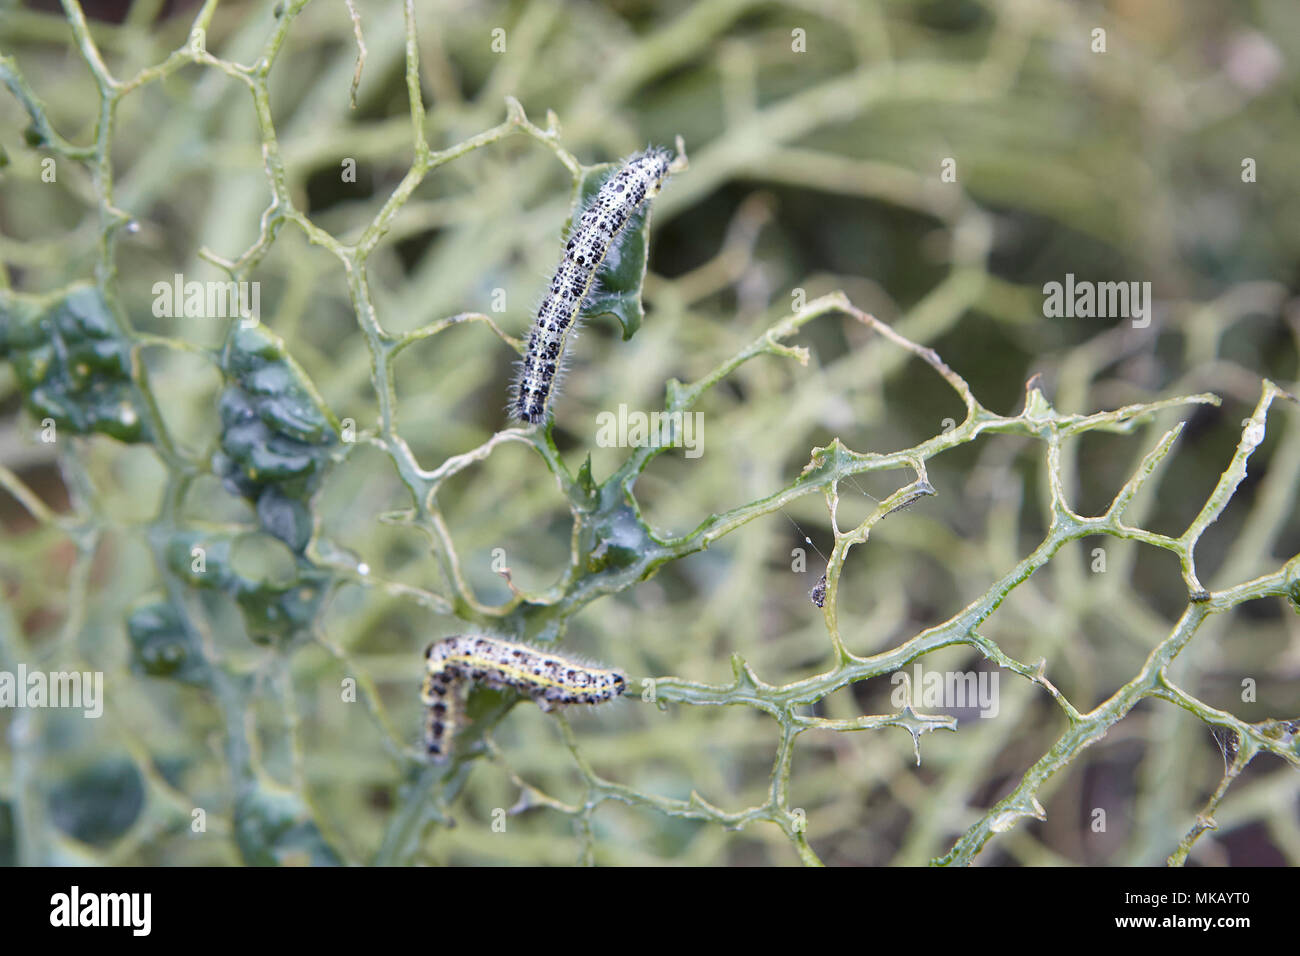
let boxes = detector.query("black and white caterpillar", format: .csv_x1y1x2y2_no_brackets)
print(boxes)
511,147,675,425
421,634,627,761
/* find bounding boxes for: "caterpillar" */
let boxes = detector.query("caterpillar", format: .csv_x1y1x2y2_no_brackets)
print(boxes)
810,572,827,609
512,147,675,425
421,635,627,761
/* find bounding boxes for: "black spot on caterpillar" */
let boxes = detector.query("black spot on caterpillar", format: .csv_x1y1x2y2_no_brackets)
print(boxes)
512,147,675,426
421,635,627,761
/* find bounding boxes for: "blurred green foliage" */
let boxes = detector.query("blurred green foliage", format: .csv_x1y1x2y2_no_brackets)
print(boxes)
0,0,1298,867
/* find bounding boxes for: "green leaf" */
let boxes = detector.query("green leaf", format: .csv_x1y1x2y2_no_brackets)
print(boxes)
127,600,211,686
0,284,148,443
569,163,655,341
234,783,342,866
585,502,657,575
575,453,598,500
215,324,338,551
47,758,145,847
164,529,331,646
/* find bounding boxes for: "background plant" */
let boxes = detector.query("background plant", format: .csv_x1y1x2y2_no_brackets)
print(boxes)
1,0,1298,866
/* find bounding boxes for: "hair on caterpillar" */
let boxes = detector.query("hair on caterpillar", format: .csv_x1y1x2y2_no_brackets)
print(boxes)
506,270,623,422
507,274,588,425
511,146,676,426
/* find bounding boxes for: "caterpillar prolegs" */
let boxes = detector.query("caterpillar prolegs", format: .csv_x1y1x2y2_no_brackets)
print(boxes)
512,147,676,425
421,635,627,761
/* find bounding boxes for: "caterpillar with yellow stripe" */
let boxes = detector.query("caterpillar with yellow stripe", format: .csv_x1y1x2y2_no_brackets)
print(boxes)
421,635,627,761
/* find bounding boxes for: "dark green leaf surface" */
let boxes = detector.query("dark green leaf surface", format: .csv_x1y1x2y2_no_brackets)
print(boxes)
0,285,147,442
568,163,655,341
